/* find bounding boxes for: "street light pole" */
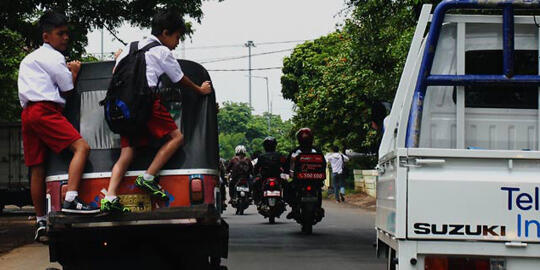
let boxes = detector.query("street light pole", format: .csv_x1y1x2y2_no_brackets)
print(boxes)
250,75,271,133
245,41,255,107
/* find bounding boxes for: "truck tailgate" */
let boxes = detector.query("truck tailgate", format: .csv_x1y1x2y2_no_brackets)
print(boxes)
406,148,540,243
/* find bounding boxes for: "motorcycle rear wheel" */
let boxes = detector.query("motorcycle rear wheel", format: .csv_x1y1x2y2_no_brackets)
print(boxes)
301,223,312,234
269,216,275,224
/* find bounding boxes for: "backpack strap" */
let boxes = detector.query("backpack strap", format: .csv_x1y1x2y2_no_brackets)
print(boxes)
140,41,162,52
128,41,139,55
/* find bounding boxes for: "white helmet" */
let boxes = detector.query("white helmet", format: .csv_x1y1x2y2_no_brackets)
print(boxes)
235,145,247,155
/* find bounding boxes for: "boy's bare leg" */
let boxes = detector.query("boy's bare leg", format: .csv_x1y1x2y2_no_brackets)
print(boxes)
30,164,46,217
66,138,90,191
107,147,136,196
146,130,184,176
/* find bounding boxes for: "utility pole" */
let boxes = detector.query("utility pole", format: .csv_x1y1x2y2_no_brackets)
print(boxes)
100,28,104,60
251,75,271,133
245,40,255,107
181,40,186,59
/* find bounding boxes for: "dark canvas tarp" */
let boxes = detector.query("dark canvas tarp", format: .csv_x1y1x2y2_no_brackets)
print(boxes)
46,60,219,176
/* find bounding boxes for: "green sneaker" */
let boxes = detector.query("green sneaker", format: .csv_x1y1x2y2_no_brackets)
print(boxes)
135,175,168,200
100,198,131,213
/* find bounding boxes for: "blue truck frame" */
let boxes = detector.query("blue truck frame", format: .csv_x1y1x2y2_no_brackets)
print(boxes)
406,0,540,147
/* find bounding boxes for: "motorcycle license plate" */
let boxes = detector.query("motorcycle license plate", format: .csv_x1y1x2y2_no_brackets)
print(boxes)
236,186,249,192
263,190,281,197
118,194,152,213
301,196,318,203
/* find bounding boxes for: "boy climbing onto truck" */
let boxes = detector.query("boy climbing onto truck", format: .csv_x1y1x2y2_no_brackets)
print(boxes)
100,8,212,212
18,11,100,241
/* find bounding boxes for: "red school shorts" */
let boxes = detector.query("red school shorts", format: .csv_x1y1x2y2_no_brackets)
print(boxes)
21,102,82,166
120,98,178,148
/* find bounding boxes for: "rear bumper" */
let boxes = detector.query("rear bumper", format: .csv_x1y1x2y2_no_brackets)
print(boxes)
48,205,229,264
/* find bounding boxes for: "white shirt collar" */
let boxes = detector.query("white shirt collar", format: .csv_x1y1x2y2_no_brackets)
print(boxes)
148,35,163,44
42,43,56,50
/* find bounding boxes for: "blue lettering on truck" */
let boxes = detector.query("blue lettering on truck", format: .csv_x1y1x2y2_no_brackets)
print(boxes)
501,187,540,238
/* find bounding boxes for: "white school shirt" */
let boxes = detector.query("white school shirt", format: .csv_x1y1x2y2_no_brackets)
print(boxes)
18,43,74,108
325,152,349,174
115,35,184,87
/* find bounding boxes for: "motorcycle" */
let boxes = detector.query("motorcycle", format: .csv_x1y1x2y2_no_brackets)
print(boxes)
291,153,326,234
231,178,252,215
257,177,286,224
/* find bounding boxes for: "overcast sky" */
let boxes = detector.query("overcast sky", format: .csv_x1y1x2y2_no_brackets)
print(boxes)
85,0,347,120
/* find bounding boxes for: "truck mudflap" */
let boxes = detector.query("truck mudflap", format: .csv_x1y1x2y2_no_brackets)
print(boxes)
48,205,229,269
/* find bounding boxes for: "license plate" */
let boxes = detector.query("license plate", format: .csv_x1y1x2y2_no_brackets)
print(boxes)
118,194,152,213
301,196,318,203
236,186,249,192
264,190,281,197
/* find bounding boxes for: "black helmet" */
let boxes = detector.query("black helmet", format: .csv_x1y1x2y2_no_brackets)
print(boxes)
263,136,277,152
296,128,314,148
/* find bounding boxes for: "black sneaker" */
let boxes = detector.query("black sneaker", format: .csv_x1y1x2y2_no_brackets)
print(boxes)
62,196,100,214
34,220,47,242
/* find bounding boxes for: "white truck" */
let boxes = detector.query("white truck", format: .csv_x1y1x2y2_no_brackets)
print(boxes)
376,1,540,269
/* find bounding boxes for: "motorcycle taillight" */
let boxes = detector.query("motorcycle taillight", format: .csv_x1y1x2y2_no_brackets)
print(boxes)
306,185,312,191
269,181,276,187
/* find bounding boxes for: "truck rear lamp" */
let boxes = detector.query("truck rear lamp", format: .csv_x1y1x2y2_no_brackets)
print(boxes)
190,178,203,203
425,256,504,270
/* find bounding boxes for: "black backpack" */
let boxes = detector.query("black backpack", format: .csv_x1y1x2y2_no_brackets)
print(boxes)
233,157,251,178
100,41,161,136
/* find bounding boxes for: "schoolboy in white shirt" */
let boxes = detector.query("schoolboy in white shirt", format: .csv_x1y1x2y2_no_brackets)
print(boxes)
18,11,99,241
100,8,212,212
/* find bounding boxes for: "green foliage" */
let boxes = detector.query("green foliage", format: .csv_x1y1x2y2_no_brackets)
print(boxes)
281,0,440,167
0,0,220,121
0,29,26,122
0,0,222,59
217,102,295,160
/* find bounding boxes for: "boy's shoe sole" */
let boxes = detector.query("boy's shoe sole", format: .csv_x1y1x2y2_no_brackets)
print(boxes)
61,208,101,214
34,227,46,242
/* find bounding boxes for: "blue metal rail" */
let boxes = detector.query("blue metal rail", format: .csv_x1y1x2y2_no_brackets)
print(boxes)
405,0,540,148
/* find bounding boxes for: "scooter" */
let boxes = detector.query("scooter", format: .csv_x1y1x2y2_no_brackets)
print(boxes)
257,177,286,224
231,178,252,215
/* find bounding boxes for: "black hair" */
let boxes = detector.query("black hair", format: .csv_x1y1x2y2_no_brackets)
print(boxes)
39,11,68,33
263,137,277,152
151,8,186,36
331,145,339,152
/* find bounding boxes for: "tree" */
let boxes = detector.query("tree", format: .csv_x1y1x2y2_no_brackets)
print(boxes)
0,0,221,122
281,0,440,166
0,29,26,121
217,102,295,160
0,0,222,59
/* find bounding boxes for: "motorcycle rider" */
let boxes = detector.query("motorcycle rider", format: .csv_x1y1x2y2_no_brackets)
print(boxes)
284,128,325,219
218,157,227,210
226,145,253,203
253,137,285,206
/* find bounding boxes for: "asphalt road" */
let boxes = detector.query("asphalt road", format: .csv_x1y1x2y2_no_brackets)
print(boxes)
0,200,385,270
222,200,385,270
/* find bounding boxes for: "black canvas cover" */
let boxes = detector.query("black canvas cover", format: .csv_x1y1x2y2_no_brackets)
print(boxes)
45,60,219,176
